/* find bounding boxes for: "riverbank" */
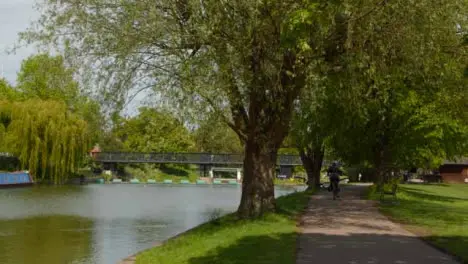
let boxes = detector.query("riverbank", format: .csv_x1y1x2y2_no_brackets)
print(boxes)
367,183,468,262
83,165,306,186
130,189,313,264
297,185,459,264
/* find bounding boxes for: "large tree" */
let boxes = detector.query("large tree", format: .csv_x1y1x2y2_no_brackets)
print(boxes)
1,55,102,182
17,54,79,104
16,54,104,145
291,0,467,185
193,114,243,154
0,79,19,101
24,0,344,217
290,83,328,190
323,1,468,182
0,99,89,184
113,107,195,152
23,0,466,216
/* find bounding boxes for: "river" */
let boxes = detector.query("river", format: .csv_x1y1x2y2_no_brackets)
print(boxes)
0,184,304,264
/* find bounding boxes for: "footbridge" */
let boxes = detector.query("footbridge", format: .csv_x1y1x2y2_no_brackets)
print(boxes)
92,152,307,179
93,152,303,166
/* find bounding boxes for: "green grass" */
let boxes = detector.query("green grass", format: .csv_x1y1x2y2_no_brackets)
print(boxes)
136,190,313,264
274,178,306,186
368,184,468,262
126,164,199,183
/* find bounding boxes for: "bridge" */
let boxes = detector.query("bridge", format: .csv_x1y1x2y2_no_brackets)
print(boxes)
93,152,307,179
94,152,304,166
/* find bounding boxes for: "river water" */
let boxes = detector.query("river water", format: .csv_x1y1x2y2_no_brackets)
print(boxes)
0,184,303,264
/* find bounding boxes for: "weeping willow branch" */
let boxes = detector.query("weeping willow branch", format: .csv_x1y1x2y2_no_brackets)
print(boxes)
0,99,89,184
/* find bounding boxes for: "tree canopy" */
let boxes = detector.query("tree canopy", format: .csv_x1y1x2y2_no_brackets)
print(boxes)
15,54,104,144
23,0,468,216
17,54,79,104
0,79,20,101
193,114,243,154
1,54,102,183
287,0,468,185
0,99,88,184
23,0,343,217
113,107,195,153
320,0,468,179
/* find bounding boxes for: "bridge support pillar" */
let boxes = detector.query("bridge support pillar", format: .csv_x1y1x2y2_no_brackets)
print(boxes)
279,166,293,178
199,164,205,177
103,163,117,172
199,164,213,177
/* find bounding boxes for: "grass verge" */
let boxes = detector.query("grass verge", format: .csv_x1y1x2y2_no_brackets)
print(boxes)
125,164,199,182
135,189,313,264
368,183,468,262
274,178,306,186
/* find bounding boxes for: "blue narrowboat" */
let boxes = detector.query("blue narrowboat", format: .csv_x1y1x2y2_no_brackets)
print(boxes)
0,171,34,188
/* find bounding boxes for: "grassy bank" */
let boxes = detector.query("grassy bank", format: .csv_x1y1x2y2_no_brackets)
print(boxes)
368,184,468,262
136,190,313,264
125,164,199,183
117,164,308,185
274,178,306,186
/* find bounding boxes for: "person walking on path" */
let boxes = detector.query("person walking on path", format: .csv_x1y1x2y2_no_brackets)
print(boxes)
296,185,460,264
326,162,343,200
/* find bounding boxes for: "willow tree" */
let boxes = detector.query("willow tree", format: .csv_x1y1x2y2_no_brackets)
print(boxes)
16,54,104,146
22,0,465,216
23,0,344,217
0,100,88,184
0,79,17,153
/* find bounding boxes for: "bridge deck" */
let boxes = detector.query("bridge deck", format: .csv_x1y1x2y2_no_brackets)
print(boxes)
94,152,304,166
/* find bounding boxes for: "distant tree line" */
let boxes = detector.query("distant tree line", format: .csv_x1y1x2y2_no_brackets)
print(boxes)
10,0,468,217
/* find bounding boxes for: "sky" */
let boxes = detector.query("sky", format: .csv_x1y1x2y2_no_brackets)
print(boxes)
0,0,38,85
0,0,145,115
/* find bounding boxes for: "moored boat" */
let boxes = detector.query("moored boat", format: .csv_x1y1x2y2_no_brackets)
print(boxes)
0,171,34,188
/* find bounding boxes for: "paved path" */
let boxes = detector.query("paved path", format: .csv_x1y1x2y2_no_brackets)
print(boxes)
296,185,460,264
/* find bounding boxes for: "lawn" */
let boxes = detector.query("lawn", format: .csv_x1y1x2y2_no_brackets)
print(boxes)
274,177,306,186
125,164,200,182
368,184,468,262
135,190,313,264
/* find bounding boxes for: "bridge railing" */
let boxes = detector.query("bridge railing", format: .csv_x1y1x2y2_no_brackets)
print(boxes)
94,152,303,166
278,155,302,166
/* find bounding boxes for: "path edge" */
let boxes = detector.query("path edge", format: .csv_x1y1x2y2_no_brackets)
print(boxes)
366,184,465,264
294,187,317,262
379,212,466,264
116,223,205,264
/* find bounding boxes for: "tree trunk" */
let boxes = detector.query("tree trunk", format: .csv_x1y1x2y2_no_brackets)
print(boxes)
299,146,324,191
374,148,385,186
237,138,278,218
373,140,390,191
236,26,303,219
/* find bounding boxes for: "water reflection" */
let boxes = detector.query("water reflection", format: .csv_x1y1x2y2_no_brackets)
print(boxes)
0,215,94,264
0,184,303,264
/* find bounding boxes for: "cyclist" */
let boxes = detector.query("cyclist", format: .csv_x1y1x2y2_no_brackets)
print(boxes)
327,161,343,200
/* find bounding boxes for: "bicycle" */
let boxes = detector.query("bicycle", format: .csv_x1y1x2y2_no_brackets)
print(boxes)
327,180,341,200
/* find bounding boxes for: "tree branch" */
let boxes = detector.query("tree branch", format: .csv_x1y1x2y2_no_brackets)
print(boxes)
348,0,389,23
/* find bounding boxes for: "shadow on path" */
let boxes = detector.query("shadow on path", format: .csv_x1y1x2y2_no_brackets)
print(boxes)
295,185,463,264
188,185,464,264
187,232,465,264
